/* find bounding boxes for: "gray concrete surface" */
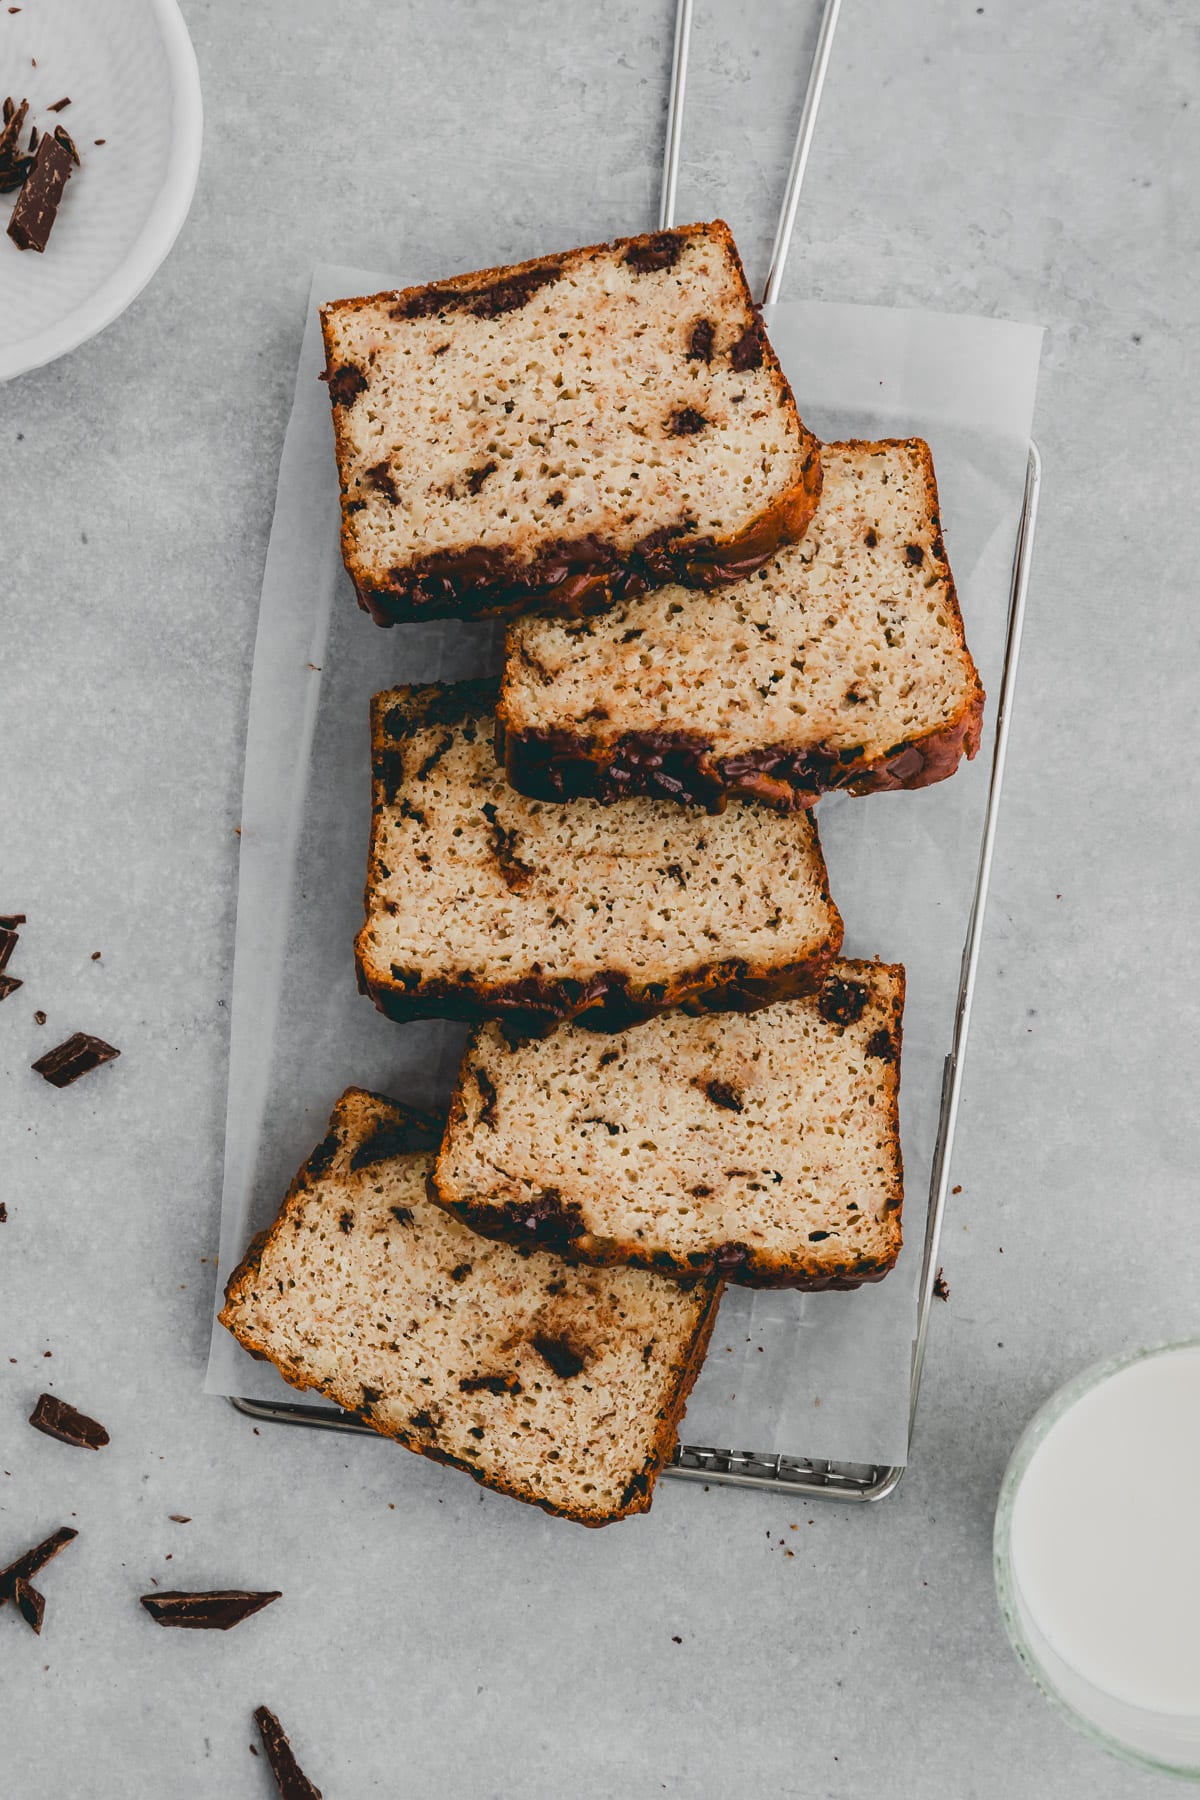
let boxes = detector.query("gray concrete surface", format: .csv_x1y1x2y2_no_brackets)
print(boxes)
2,1,1196,1794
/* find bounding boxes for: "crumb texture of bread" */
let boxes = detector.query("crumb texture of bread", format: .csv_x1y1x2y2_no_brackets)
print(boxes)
220,1090,720,1526
499,440,984,809
434,961,905,1288
356,680,843,1032
320,222,820,621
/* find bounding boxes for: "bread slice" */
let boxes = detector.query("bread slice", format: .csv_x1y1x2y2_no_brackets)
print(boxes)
498,440,984,811
356,680,843,1035
434,960,905,1289
220,1089,720,1527
319,221,821,624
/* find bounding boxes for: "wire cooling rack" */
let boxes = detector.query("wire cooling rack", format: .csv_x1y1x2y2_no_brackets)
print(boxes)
233,0,1042,1502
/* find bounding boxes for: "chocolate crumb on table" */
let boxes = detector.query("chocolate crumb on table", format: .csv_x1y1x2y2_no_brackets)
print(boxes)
254,1706,323,1799
0,974,22,1001
0,926,19,971
7,128,73,251
0,912,26,929
46,96,69,112
33,1010,45,1025
29,1392,110,1450
31,1032,119,1087
933,1267,950,1301
0,1204,7,1222
140,1590,281,1630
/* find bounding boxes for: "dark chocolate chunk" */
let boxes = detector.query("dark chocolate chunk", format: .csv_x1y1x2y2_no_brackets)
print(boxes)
0,95,28,167
687,318,715,362
0,926,19,970
623,230,683,274
817,977,869,1028
531,1334,585,1379
46,96,70,112
0,1525,78,1610
0,973,21,1001
905,543,924,566
729,322,764,372
140,1590,281,1630
323,364,367,407
703,1079,743,1113
458,1373,521,1396
7,129,73,251
465,460,497,495
365,460,399,503
668,407,708,436
33,1009,45,1025
347,1112,441,1172
449,1262,472,1282
254,1706,323,1799
865,1028,895,1061
31,1032,120,1087
28,1392,110,1450
13,1576,44,1633
389,1206,414,1226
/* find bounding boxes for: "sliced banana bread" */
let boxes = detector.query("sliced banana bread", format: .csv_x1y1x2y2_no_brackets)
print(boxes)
357,680,843,1035
319,221,821,624
498,439,984,811
434,960,905,1289
220,1089,720,1527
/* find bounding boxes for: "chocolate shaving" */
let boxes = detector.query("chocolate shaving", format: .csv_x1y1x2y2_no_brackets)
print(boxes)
140,1590,281,1630
31,1032,120,1087
28,1392,110,1450
254,1706,323,1799
0,95,28,166
13,1577,44,1632
0,974,21,1001
0,912,26,929
52,123,79,167
46,96,70,113
7,129,73,251
168,1515,191,1524
0,926,19,971
0,1525,78,1614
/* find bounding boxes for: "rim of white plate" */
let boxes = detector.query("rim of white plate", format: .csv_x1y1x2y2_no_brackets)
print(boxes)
0,0,203,382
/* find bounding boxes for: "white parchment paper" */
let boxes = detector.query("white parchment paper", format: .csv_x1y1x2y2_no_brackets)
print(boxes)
205,265,1041,1469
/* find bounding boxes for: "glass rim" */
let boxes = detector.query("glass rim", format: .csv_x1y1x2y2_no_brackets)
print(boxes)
994,1338,1200,1782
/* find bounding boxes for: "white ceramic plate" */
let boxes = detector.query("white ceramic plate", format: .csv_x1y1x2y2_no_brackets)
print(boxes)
0,0,201,381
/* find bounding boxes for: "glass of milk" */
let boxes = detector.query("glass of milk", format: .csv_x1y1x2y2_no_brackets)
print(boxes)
995,1341,1200,1779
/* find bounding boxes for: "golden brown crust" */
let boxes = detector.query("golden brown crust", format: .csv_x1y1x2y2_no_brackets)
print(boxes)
319,222,822,624
356,683,843,1034
431,964,906,1289
497,439,985,812
220,1089,719,1526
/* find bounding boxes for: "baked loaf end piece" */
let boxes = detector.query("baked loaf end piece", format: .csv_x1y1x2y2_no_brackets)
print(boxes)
220,1089,720,1527
498,439,984,812
434,960,905,1289
319,221,821,624
356,680,843,1035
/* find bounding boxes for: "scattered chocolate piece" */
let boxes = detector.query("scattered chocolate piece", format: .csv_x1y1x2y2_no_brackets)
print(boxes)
0,1525,78,1612
13,1577,44,1633
0,1203,7,1222
31,1032,119,1087
46,97,70,113
7,128,72,251
52,123,79,167
90,950,101,961
0,974,22,1001
33,1009,45,1025
531,1335,586,1379
0,913,26,929
140,1590,281,1630
168,1515,191,1524
933,1268,950,1301
93,137,105,146
0,927,19,971
28,1392,110,1450
0,95,28,166
254,1706,323,1799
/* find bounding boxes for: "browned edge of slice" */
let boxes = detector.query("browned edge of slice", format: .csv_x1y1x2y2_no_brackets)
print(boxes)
319,221,821,625
496,440,985,813
220,1090,721,1526
354,682,843,1036
432,964,905,1289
